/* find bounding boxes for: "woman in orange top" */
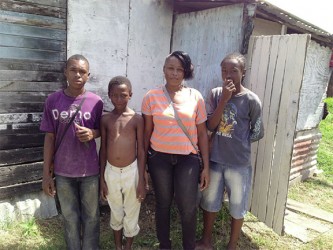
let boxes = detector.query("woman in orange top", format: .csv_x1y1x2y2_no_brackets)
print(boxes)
142,51,209,250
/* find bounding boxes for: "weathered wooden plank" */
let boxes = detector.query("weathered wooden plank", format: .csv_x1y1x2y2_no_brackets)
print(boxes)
285,209,332,234
0,58,65,71
256,35,280,227
283,219,317,243
262,35,288,229
270,35,297,233
0,34,66,51
0,133,44,150
0,0,66,19
287,199,333,224
0,22,66,40
244,35,255,87
0,147,43,166
247,35,263,214
0,123,41,134
0,180,42,200
256,36,276,221
0,47,66,62
0,113,42,124
0,81,63,92
0,92,48,103
0,10,66,29
0,102,45,113
19,0,66,8
0,162,43,186
0,70,64,81
273,34,309,234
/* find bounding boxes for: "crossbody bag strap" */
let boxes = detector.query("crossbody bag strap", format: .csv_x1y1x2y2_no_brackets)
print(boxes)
162,86,199,154
54,94,87,155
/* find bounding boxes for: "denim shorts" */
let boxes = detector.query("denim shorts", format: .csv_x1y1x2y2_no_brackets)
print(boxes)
199,161,252,219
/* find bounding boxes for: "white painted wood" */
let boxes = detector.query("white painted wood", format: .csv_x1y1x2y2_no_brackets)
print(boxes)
126,0,173,112
257,36,283,226
0,113,42,124
272,34,309,233
255,36,276,221
263,36,288,228
248,36,264,213
296,40,332,130
172,4,244,99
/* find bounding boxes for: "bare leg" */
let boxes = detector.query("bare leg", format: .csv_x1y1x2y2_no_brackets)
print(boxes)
113,229,123,250
195,210,217,250
227,217,243,250
123,237,134,250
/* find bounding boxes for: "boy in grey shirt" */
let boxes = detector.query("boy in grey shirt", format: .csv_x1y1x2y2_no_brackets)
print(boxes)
197,52,264,250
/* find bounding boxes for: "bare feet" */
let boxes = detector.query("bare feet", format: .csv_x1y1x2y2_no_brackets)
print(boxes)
195,239,213,250
226,241,237,250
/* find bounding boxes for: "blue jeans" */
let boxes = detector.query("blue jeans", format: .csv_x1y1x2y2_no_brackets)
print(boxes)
199,161,252,219
56,175,100,250
147,148,200,250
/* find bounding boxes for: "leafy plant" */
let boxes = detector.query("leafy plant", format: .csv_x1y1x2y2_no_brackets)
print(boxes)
20,218,38,237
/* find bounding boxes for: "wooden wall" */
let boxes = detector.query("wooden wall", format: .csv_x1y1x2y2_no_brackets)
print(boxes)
0,0,67,199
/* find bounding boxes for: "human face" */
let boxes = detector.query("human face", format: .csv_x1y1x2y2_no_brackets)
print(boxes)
109,84,132,111
221,58,245,87
163,56,185,87
64,59,90,91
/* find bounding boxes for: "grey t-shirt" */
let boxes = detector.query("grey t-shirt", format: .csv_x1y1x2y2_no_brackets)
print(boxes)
207,87,264,167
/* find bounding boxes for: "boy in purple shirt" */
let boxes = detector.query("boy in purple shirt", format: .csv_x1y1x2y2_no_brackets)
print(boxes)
40,54,103,250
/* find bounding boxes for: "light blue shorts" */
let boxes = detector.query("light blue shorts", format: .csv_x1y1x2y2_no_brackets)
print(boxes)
199,161,252,219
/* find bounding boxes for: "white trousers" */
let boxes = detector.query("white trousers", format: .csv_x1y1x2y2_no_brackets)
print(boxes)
104,160,141,237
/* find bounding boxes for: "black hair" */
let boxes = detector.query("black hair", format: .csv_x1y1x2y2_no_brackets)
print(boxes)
220,52,246,71
166,51,194,80
108,75,132,94
66,54,90,69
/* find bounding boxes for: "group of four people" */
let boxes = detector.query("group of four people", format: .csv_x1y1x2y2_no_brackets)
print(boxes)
41,50,264,250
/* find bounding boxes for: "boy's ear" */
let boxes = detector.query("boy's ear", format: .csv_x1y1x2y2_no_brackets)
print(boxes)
129,92,133,98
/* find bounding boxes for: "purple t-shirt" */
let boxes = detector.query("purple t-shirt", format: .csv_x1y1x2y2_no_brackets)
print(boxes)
40,90,103,177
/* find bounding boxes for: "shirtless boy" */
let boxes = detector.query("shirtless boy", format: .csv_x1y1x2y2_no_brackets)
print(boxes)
100,76,146,250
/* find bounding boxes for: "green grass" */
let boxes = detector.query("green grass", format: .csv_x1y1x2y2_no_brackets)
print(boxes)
317,98,333,182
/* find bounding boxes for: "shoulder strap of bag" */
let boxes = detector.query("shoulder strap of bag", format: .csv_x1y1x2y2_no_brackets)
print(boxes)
162,86,199,153
54,93,87,155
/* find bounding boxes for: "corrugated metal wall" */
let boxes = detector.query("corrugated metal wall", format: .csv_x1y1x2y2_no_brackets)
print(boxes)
289,128,322,184
0,0,67,199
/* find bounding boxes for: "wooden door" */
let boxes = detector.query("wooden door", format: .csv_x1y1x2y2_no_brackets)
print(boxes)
246,34,310,234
